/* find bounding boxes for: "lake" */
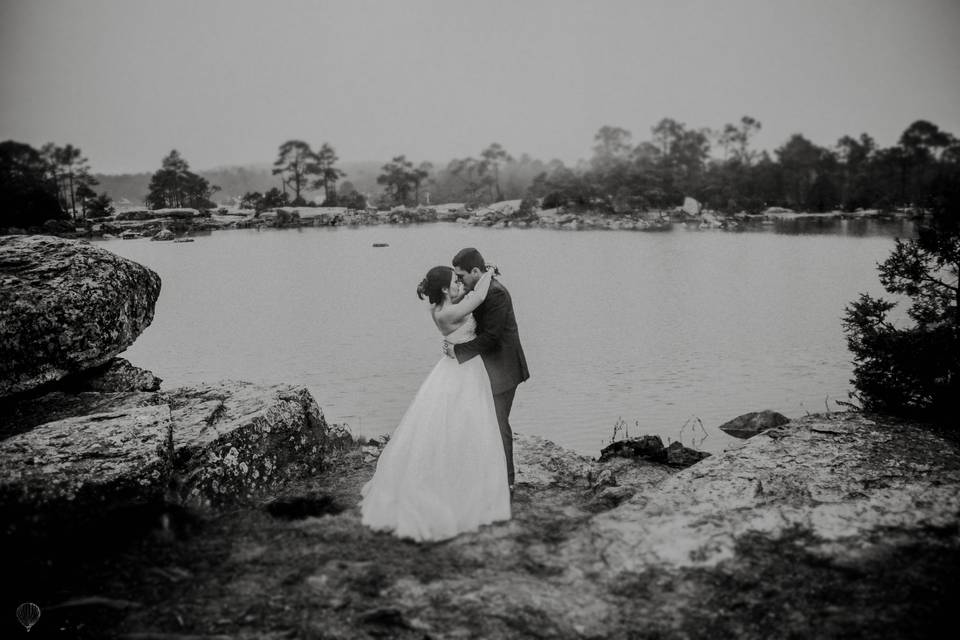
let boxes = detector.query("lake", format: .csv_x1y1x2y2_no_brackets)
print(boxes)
97,217,913,456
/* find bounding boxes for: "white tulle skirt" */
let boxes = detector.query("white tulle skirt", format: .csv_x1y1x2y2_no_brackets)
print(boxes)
360,355,511,541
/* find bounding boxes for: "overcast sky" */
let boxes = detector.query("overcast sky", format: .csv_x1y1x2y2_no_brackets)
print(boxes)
1,0,958,174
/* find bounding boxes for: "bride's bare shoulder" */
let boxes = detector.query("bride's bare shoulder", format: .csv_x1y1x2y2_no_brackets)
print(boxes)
431,305,457,335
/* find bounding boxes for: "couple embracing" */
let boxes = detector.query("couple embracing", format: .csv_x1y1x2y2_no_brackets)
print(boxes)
360,247,529,542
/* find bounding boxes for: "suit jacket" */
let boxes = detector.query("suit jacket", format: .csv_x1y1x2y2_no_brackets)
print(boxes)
454,279,529,395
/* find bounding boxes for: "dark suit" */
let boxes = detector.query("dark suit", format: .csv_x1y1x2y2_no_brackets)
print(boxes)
454,279,529,486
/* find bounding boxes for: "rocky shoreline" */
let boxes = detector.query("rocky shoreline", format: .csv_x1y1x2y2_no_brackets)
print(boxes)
0,202,916,241
2,235,956,638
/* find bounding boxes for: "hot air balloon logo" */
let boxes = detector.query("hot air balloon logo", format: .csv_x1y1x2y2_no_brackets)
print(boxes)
16,602,41,632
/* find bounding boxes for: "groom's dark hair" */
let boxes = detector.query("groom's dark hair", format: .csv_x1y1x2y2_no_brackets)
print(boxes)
452,247,485,273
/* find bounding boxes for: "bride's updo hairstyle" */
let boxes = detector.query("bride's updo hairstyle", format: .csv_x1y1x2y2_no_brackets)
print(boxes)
417,266,454,305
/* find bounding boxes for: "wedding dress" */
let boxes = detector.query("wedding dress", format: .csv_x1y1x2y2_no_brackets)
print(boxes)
360,314,511,541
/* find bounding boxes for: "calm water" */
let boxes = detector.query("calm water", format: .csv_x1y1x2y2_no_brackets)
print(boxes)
97,218,913,456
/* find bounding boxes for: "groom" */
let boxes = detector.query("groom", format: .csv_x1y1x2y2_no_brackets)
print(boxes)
442,247,529,493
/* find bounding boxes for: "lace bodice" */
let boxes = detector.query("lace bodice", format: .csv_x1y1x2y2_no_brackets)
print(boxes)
443,314,477,344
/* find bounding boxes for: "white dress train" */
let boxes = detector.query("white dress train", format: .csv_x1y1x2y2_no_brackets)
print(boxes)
360,316,511,541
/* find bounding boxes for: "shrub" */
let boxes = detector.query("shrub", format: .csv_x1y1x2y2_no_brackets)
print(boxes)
86,193,115,218
516,198,537,218
541,192,564,209
842,181,959,425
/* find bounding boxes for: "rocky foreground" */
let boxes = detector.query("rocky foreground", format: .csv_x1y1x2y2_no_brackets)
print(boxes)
3,411,957,639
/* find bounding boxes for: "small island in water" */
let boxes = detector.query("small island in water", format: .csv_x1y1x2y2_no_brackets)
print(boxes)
2,197,920,243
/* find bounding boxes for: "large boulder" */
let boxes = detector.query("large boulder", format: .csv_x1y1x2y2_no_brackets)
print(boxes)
163,382,329,508
0,403,172,538
0,381,333,539
0,235,161,398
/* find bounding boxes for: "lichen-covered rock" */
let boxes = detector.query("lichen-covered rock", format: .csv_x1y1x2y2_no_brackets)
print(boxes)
0,388,161,441
0,404,172,538
717,409,790,438
0,235,161,398
0,381,330,538
514,433,597,488
569,412,960,572
164,381,328,508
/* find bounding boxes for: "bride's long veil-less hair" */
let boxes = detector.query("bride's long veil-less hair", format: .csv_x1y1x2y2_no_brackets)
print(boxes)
417,266,454,306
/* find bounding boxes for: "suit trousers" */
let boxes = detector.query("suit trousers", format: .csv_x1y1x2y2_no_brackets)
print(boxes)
493,386,517,487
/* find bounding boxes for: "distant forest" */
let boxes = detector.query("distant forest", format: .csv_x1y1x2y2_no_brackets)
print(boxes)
93,117,959,215
4,116,958,230
94,161,385,207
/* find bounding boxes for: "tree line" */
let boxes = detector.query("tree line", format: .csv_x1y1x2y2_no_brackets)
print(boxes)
406,117,960,215
0,141,114,228
0,142,225,228
4,117,958,229
346,117,960,214
239,139,513,211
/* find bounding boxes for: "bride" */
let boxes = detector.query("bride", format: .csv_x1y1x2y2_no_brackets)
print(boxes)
360,265,511,541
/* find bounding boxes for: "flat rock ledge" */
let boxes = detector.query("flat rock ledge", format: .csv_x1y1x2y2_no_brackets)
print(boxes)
224,411,957,639
0,380,342,540
570,413,960,573
4,409,958,638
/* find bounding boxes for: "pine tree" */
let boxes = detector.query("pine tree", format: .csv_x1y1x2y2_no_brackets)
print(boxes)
843,181,960,424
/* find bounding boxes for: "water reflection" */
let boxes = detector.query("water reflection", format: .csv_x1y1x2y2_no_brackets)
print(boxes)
767,216,917,238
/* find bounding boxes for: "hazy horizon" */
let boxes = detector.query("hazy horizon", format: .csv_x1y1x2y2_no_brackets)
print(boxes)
2,0,959,175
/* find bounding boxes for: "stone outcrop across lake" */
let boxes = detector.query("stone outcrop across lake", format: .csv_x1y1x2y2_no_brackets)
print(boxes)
0,235,161,397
